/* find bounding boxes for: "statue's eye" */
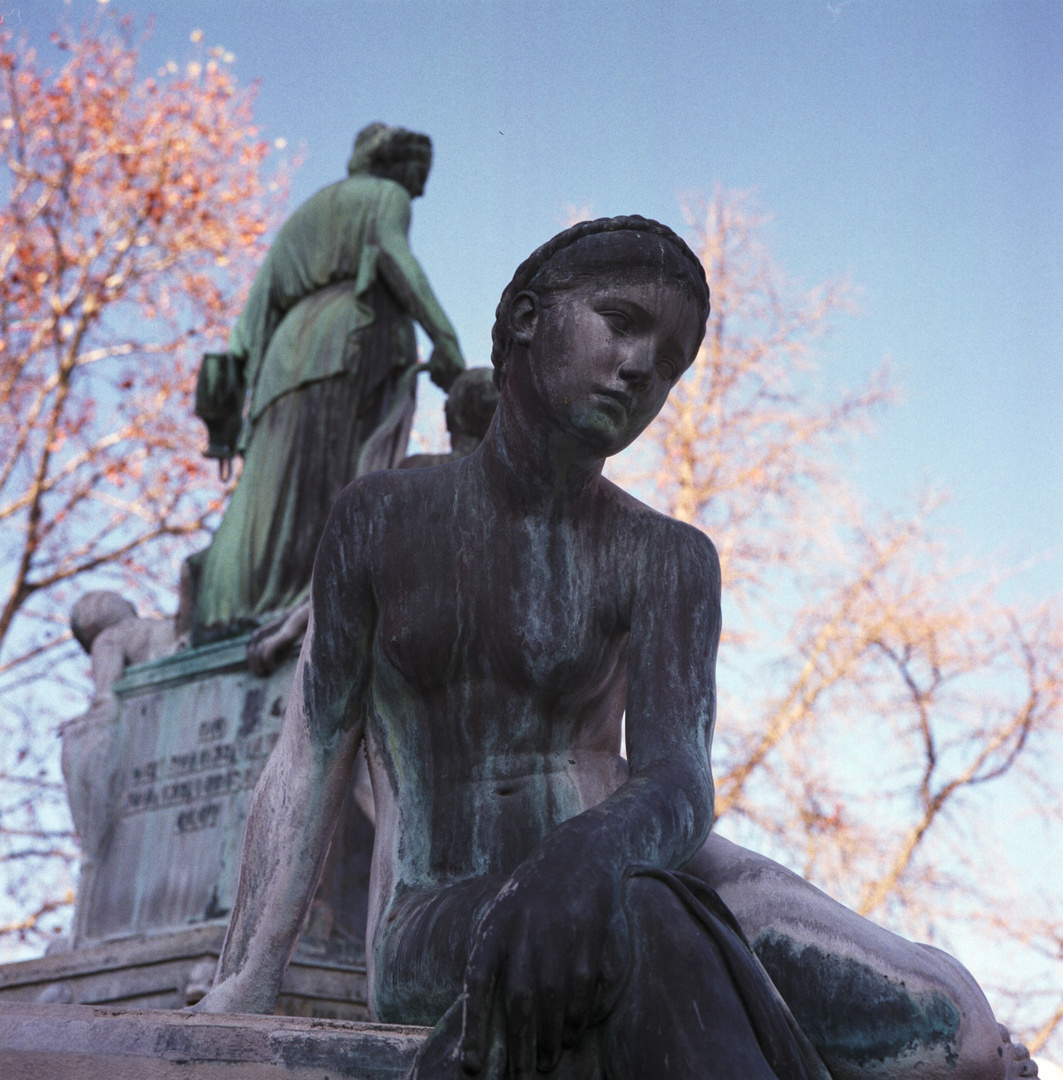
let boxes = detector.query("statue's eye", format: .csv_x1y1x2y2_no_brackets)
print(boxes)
657,357,679,381
602,310,630,333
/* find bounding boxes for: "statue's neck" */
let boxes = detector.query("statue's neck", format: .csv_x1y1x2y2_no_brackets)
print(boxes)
478,396,605,515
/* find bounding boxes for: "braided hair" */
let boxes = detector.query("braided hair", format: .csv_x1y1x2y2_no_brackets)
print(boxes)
491,215,710,387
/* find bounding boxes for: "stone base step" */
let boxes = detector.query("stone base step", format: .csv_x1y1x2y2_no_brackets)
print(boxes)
0,925,369,1019
0,1001,427,1079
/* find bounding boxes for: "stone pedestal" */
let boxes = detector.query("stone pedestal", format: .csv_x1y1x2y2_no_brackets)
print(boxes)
0,925,369,1020
82,635,294,941
0,1002,427,1079
0,635,372,1019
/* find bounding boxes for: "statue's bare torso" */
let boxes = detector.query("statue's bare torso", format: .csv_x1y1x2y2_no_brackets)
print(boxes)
300,431,724,1041
351,458,679,980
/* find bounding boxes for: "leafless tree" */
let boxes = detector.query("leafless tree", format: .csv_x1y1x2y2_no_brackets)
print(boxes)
0,11,286,954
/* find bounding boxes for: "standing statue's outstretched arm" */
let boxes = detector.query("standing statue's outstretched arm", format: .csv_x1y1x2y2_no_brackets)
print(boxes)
374,187,465,387
195,490,376,1014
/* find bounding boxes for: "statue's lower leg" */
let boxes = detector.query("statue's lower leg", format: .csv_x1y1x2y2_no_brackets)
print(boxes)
688,835,1037,1080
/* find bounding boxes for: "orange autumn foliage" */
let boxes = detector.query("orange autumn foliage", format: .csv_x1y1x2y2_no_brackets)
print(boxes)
0,13,285,660
630,188,1063,1057
0,12,287,954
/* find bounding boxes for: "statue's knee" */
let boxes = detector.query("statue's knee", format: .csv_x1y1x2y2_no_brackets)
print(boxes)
617,875,737,996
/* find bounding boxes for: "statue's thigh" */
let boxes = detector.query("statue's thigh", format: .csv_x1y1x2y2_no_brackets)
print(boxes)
684,834,1005,1080
370,875,503,1026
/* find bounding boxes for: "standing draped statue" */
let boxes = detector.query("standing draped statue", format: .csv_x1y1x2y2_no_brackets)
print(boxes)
191,123,464,642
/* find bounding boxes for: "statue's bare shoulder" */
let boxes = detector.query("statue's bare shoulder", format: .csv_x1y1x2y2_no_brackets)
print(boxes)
597,476,722,609
322,458,466,566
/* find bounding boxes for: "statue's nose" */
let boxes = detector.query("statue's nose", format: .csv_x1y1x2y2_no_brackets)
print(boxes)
618,347,653,388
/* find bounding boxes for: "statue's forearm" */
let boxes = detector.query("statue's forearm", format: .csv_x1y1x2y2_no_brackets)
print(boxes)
376,244,459,347
539,759,715,881
200,718,358,1013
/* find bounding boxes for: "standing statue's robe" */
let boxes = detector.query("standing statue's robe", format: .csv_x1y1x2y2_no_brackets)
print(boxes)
195,174,458,637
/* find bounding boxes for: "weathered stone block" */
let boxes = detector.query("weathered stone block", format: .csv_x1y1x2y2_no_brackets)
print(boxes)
0,926,370,1020
1,636,372,1019
0,1001,427,1079
80,635,296,942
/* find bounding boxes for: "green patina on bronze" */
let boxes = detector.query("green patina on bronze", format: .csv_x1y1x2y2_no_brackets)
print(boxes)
753,931,961,1068
195,215,1021,1080
193,125,464,642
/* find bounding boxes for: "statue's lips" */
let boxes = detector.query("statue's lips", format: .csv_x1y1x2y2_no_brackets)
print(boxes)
592,388,632,414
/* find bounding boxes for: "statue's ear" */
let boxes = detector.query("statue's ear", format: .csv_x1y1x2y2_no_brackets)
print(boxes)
508,291,539,347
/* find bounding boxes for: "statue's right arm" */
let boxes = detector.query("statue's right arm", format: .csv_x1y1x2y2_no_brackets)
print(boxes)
195,488,376,1014
374,186,465,385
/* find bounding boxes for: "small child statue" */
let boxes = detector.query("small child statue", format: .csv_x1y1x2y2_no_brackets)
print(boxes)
61,591,176,946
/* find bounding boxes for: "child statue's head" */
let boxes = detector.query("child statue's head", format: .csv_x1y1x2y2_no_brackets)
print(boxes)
71,591,137,653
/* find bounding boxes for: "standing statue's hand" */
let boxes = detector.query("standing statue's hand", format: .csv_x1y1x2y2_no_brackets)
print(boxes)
429,339,465,391
459,849,628,1078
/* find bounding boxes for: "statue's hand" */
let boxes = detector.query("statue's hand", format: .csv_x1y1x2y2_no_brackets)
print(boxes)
459,843,628,1077
246,622,285,677
246,601,309,677
428,338,464,391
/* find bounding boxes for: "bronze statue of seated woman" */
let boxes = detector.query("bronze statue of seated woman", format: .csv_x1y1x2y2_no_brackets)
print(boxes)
197,217,1037,1080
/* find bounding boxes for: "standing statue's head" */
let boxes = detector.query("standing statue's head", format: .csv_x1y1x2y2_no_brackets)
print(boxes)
347,123,433,198
490,217,710,455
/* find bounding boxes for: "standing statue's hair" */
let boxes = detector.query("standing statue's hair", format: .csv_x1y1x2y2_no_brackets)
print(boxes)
490,215,710,387
347,123,432,178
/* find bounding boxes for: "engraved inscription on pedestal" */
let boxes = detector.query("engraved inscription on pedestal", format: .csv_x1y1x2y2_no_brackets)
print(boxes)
78,637,296,943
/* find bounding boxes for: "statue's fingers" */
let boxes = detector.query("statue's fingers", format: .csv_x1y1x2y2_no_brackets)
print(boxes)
503,963,537,1080
460,936,504,1074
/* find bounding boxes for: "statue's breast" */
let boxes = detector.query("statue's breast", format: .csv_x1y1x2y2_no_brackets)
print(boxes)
371,520,627,710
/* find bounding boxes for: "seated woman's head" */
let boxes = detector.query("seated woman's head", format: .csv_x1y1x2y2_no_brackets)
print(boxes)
490,217,710,454
491,216,709,389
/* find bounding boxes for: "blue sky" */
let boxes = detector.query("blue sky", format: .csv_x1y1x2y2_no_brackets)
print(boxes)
12,0,1063,591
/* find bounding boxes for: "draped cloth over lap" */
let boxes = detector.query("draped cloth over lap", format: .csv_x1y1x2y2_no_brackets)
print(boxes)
393,869,830,1080
641,870,830,1080
194,173,437,636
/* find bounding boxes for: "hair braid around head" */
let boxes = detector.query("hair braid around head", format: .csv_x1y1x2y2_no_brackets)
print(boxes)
490,215,709,387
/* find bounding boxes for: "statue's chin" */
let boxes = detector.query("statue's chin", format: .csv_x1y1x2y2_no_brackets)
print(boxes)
565,410,653,460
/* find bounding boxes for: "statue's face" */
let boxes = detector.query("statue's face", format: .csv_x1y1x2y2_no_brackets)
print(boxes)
401,157,430,198
517,275,702,457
